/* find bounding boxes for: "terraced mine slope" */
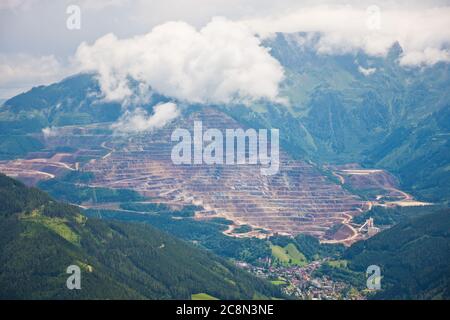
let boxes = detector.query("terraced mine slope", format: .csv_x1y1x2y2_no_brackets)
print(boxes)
82,108,366,241
0,107,427,244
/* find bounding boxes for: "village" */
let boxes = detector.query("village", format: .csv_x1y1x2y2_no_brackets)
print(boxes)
236,259,366,300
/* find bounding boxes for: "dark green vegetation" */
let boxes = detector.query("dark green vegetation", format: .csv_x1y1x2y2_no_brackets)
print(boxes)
269,234,345,261
0,174,283,299
345,209,450,299
0,75,119,160
270,243,307,267
2,173,449,300
84,208,272,264
1,74,121,134
233,224,252,234
84,207,356,276
313,261,365,290
352,205,445,226
120,202,199,217
0,135,43,159
38,171,273,264
38,179,144,204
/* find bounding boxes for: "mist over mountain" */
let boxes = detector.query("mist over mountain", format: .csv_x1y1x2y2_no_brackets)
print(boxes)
1,33,449,205
231,33,450,203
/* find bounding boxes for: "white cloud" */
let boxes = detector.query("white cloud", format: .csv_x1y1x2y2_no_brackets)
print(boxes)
77,0,129,11
0,54,72,99
75,17,285,105
0,54,62,84
1,1,449,100
42,126,60,138
400,47,450,67
358,65,376,76
243,5,450,66
0,0,37,10
111,102,180,133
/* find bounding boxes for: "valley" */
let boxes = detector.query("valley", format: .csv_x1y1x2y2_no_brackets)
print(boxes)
0,107,429,246
239,258,365,300
1,2,449,302
0,173,283,299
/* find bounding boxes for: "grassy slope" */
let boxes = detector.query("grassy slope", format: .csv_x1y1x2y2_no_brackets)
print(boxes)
271,243,307,266
191,293,219,300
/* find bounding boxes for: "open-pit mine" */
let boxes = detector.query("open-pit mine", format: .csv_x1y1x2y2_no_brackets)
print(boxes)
0,107,429,245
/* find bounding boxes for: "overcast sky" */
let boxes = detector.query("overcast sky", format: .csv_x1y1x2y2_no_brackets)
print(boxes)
1,0,450,100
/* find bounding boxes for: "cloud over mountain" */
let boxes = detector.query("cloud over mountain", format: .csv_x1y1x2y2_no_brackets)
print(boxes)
111,102,180,133
0,54,71,99
2,1,449,100
243,5,450,66
75,17,285,105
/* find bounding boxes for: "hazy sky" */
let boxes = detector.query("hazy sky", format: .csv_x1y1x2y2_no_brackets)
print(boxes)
1,0,450,99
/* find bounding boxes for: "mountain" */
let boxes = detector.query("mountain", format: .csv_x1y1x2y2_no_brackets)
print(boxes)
345,209,450,299
0,32,449,300
223,33,450,203
1,34,448,203
1,74,121,132
0,75,116,159
0,173,283,299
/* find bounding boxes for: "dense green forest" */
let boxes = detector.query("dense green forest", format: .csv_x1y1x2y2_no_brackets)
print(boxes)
38,178,144,204
352,205,446,226
84,208,272,264
269,234,345,261
0,174,283,299
345,209,450,299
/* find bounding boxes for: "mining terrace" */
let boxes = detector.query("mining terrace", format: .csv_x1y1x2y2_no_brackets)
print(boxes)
0,108,429,244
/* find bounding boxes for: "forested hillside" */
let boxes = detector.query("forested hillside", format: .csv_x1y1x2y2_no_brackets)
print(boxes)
345,210,450,299
0,174,283,299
